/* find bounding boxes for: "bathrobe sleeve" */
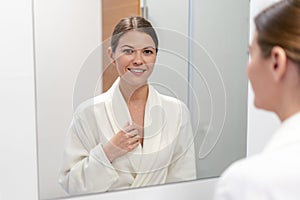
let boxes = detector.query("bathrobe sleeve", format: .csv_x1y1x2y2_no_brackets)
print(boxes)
58,110,119,195
166,103,197,182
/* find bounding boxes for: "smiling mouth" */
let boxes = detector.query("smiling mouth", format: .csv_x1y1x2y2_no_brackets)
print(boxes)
128,68,146,73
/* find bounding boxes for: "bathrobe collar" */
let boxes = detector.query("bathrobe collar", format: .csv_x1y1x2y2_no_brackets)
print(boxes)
264,111,300,153
104,78,164,177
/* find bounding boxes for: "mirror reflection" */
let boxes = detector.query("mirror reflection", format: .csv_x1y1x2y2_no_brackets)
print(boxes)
58,16,196,195
34,0,248,199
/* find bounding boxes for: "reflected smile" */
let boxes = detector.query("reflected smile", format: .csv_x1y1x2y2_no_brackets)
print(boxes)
128,68,146,73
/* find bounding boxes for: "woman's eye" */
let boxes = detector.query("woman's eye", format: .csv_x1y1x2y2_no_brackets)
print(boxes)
144,49,153,55
247,51,252,58
123,49,134,54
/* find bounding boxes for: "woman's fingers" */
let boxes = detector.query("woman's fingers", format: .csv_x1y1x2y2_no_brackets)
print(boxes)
128,141,140,151
117,130,140,146
123,123,140,132
104,127,141,162
128,135,140,144
127,129,138,137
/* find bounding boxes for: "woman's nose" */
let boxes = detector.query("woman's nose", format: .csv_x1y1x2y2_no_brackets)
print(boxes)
133,51,143,66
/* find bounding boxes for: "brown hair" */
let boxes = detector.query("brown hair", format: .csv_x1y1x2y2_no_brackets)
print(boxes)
255,0,300,68
110,16,158,53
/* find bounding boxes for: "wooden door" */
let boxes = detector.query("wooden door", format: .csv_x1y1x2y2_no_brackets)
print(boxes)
102,0,140,92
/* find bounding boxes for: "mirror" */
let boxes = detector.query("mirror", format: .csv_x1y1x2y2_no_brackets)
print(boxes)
34,0,249,199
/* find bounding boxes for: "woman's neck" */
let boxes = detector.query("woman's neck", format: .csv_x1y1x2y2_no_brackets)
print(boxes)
277,101,300,122
276,64,300,121
276,88,300,121
119,79,149,104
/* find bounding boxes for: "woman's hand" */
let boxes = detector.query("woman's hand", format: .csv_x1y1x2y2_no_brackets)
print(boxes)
102,123,141,162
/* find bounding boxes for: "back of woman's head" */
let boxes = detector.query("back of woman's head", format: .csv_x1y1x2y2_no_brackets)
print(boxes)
110,16,158,53
255,0,300,68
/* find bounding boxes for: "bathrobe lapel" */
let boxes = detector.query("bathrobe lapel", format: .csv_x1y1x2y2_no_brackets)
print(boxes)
104,79,163,185
131,85,164,187
104,79,142,172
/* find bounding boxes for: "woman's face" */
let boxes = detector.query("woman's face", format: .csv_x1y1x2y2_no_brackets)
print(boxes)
247,32,276,110
110,30,157,87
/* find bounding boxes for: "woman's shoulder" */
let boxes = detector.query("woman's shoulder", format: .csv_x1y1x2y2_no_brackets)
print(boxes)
158,93,186,108
160,94,190,113
219,151,290,186
216,154,266,193
73,92,110,116
157,93,191,122
216,149,300,199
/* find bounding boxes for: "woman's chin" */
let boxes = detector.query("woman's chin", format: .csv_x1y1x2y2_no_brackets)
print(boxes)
254,100,262,109
120,76,147,88
254,99,273,112
121,74,149,86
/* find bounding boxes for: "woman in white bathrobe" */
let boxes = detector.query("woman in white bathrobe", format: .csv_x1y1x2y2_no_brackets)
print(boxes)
59,16,196,195
214,0,300,199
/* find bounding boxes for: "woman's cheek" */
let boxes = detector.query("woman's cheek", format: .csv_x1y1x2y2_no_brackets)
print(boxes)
116,58,129,74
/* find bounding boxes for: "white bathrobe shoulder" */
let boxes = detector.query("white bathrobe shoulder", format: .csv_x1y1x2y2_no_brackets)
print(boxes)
59,79,196,195
213,112,300,200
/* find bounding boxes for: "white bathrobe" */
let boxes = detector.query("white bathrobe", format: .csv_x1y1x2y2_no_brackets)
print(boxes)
213,112,300,200
59,78,196,195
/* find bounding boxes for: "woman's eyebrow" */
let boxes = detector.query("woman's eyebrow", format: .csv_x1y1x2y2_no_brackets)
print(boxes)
120,45,134,48
120,45,156,49
143,46,156,49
